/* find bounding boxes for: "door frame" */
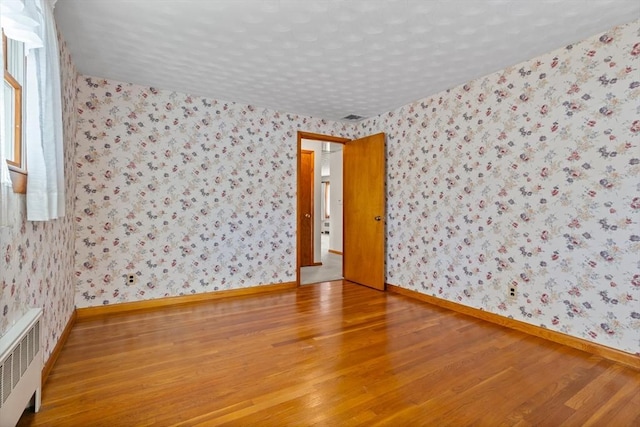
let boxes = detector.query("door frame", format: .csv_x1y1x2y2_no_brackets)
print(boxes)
296,131,349,286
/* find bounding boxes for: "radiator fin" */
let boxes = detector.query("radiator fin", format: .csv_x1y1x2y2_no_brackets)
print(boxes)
2,354,12,404
21,336,29,376
12,345,20,389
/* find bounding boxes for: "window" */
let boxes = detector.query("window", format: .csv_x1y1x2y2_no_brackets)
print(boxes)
2,30,26,193
323,182,330,219
1,0,65,220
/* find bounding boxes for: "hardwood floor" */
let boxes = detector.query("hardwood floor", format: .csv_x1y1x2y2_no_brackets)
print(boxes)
19,281,640,426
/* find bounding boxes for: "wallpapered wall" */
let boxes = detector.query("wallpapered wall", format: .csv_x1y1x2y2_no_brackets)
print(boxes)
73,82,352,307
354,20,639,354
73,20,638,354
0,35,78,361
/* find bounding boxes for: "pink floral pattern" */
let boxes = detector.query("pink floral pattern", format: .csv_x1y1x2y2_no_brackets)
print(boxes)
4,19,635,360
0,34,78,361
355,20,639,354
74,80,352,306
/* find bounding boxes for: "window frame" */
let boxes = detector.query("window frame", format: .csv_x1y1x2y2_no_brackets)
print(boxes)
323,181,330,219
2,30,27,193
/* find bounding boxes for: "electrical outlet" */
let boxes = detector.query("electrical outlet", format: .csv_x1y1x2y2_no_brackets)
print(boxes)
127,274,136,285
508,286,517,299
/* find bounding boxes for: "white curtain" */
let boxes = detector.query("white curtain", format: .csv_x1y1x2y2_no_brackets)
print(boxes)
0,39,11,227
0,20,10,227
0,0,42,227
25,0,65,221
0,0,63,224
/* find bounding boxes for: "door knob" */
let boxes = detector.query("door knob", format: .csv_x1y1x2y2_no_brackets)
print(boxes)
375,216,382,221
305,214,311,218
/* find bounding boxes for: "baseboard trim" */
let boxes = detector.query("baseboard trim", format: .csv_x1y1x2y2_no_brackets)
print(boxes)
42,309,77,386
76,282,298,320
328,249,343,255
386,284,639,370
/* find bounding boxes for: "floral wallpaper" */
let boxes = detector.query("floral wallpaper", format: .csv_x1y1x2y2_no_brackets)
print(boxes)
74,81,351,307
0,33,78,362
73,20,638,355
355,20,640,354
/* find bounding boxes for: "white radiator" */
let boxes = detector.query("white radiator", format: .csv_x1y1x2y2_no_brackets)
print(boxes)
0,308,43,427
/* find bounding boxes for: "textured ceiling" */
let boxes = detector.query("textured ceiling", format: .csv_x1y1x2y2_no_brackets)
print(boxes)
54,0,639,121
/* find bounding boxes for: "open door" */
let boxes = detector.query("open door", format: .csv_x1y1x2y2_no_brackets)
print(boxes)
300,149,314,267
343,133,386,290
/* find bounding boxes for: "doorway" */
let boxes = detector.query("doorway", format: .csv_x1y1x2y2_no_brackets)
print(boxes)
300,141,344,284
297,132,348,285
296,131,386,289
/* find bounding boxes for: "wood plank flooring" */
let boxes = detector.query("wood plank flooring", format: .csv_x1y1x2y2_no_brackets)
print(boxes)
18,281,640,426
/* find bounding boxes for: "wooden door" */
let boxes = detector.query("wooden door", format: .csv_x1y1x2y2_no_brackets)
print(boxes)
343,133,386,290
300,150,314,267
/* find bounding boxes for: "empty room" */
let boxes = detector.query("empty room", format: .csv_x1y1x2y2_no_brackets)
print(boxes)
1,0,639,425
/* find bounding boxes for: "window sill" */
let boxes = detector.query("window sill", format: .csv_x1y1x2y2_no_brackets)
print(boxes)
8,165,26,194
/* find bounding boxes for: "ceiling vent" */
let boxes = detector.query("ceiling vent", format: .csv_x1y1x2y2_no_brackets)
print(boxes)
342,114,365,121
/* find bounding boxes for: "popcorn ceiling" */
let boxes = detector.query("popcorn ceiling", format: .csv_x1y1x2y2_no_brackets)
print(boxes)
54,0,639,121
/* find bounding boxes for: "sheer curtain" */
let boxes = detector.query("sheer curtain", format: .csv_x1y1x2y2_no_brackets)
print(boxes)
25,0,64,221
0,0,64,224
0,0,41,227
0,25,11,227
